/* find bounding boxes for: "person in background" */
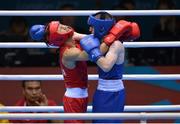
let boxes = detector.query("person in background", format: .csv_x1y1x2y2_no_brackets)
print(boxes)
113,0,136,21
59,3,87,34
0,103,9,123
152,0,178,65
0,16,29,67
0,16,29,42
10,80,58,123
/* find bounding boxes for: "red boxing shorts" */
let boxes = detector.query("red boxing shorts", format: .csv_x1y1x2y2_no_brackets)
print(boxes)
63,95,88,123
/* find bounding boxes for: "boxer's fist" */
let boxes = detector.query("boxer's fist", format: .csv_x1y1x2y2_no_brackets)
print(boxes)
103,20,132,46
29,25,45,41
119,22,140,41
80,35,102,62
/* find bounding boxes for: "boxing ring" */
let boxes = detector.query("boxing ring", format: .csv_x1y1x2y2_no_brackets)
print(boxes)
0,10,180,123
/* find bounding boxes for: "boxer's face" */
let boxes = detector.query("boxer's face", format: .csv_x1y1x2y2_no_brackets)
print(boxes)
59,24,72,34
89,26,94,34
23,81,42,104
44,24,73,42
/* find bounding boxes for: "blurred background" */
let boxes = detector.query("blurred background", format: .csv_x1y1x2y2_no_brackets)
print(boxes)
0,0,180,122
0,0,179,66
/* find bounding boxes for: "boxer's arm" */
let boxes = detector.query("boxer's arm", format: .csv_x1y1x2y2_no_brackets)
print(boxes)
62,47,89,61
72,32,87,41
100,42,109,55
63,45,108,62
63,35,109,61
96,41,124,72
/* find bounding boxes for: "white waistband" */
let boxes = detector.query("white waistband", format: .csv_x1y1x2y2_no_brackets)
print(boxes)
65,88,88,98
97,78,124,92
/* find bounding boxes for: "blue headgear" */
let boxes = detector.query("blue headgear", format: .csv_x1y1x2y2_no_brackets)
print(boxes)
88,12,115,39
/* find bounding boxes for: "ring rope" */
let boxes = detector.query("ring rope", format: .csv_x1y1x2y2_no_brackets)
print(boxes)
0,10,179,16
0,105,180,112
0,42,180,48
0,113,180,120
0,74,180,80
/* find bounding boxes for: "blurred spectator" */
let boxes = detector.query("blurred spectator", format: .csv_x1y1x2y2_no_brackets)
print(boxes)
119,0,136,10
0,16,29,42
94,0,102,9
113,0,136,21
0,16,29,67
153,0,177,41
58,3,87,34
113,0,141,66
0,16,57,67
10,80,58,123
150,0,178,65
174,17,180,64
59,4,75,27
0,103,9,123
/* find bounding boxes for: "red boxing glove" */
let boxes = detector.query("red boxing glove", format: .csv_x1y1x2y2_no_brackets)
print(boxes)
103,20,132,46
119,22,140,42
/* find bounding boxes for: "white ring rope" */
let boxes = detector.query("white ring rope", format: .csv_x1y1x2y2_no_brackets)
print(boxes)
0,113,180,120
0,10,179,16
0,105,180,112
0,74,180,80
0,42,180,48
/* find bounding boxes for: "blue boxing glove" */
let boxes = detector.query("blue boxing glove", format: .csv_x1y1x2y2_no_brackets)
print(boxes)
29,25,45,41
80,35,102,62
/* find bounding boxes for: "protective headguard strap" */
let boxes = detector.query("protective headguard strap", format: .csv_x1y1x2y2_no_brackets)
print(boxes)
88,12,115,39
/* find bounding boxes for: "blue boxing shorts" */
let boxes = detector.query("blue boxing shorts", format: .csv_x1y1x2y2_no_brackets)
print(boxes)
92,79,125,123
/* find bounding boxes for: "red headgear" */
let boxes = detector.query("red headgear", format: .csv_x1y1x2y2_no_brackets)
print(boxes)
47,21,74,46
